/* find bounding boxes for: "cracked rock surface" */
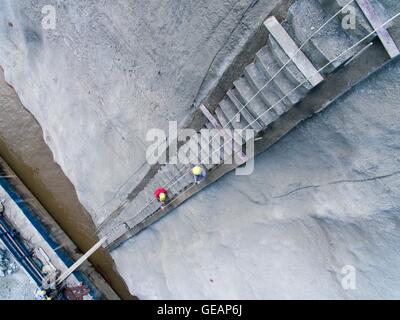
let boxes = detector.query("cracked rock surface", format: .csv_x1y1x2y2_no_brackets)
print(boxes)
0,0,278,223
112,60,400,299
1,0,400,299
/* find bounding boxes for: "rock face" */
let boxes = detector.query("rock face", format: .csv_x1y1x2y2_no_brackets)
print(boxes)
1,0,400,300
112,60,400,299
0,0,280,222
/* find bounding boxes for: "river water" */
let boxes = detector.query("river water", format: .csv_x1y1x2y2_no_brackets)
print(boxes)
0,68,134,299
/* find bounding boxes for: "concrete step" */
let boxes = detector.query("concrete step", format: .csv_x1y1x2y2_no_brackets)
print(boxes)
197,140,214,170
219,99,247,130
171,165,191,192
177,157,198,185
197,132,214,169
222,129,247,162
175,163,193,187
203,109,250,161
286,0,360,73
142,184,156,203
255,45,303,105
139,181,155,204
202,126,237,164
158,170,178,195
199,131,223,165
182,165,196,186
149,200,161,213
214,106,234,130
244,62,290,116
234,76,277,127
163,166,186,193
135,192,147,205
265,15,323,87
160,167,178,192
130,193,148,215
161,171,180,196
135,191,157,217
180,140,197,166
142,187,156,207
143,196,159,215
189,135,211,167
226,89,263,132
155,170,168,187
268,35,313,91
176,162,189,174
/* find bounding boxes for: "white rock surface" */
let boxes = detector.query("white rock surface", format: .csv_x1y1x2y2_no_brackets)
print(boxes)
1,0,400,300
112,61,400,299
0,0,278,222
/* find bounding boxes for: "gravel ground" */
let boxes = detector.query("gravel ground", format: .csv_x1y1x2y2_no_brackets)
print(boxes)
0,243,36,300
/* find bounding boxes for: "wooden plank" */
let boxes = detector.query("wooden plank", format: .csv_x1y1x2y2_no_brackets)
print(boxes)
56,237,108,285
199,104,222,129
356,0,400,58
264,16,324,87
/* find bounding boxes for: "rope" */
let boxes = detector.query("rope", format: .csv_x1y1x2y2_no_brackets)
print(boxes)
99,3,354,236
106,8,400,242
219,0,356,132
209,10,400,160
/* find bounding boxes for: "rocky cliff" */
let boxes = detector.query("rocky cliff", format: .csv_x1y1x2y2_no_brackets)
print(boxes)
0,0,283,222
1,0,400,299
113,59,400,299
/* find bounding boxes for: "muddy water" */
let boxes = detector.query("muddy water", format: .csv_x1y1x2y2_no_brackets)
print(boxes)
0,69,134,299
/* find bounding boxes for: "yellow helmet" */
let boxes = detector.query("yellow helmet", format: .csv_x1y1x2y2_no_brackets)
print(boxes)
159,193,167,202
192,166,203,176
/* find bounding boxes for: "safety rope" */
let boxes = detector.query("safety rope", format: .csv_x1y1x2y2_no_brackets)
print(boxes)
107,7,400,242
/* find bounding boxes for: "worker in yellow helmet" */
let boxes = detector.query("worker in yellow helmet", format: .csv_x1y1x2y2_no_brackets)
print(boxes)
192,165,206,185
159,192,167,203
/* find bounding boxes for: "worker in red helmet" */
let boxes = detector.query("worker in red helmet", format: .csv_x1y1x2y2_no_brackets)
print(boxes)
154,187,168,209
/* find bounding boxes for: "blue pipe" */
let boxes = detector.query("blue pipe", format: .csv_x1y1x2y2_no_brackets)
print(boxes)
0,217,43,285
0,236,42,285
0,215,31,257
0,171,102,299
